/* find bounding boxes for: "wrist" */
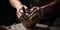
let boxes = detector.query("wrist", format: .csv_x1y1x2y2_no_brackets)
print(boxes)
17,5,27,10
16,5,24,10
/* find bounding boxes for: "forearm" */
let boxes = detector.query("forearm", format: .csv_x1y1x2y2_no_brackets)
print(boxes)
9,0,23,9
41,0,58,14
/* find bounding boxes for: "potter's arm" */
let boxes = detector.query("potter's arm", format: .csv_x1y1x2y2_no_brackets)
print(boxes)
41,0,59,14
9,0,24,10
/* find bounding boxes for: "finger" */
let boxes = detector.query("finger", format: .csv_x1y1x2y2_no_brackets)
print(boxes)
19,16,26,22
23,5,27,10
19,6,27,14
25,9,30,14
16,12,21,18
30,6,37,12
30,7,36,13
22,7,26,13
19,8,24,14
22,6,31,19
33,10,44,22
29,13,39,20
28,13,40,24
34,14,43,22
17,6,29,22
29,13,43,23
30,8,40,17
17,12,26,22
17,9,23,17
22,7,29,20
22,13,29,20
30,6,40,13
28,12,43,23
17,8,27,22
22,5,28,13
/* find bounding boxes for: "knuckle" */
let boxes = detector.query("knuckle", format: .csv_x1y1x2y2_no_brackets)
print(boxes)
30,8,34,12
20,9,24,13
17,14,20,18
17,10,24,19
23,5,27,9
16,12,22,19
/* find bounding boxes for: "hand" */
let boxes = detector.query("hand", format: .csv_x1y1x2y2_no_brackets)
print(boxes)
17,5,28,18
28,6,44,25
16,6,44,29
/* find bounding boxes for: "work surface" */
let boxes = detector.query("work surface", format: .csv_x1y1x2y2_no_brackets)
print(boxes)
0,23,60,30
48,26,60,30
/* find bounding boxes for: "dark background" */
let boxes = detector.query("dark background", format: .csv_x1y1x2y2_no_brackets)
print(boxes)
0,0,20,25
0,0,60,26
